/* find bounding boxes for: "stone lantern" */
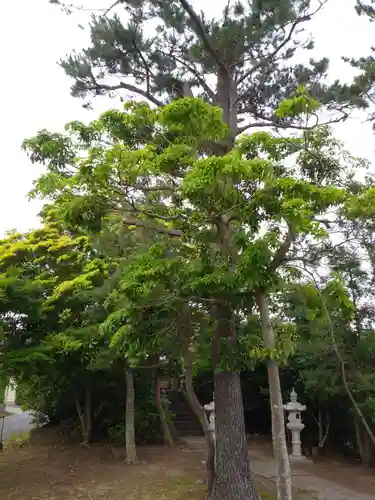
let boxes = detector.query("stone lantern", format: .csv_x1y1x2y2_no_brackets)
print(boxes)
283,388,307,461
204,397,215,442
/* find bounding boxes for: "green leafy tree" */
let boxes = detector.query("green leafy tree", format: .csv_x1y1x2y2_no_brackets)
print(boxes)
23,89,362,499
0,222,109,444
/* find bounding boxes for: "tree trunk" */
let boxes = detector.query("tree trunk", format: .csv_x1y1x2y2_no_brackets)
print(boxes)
216,66,237,149
209,302,260,500
74,386,91,446
84,384,92,445
125,368,139,464
177,303,215,493
184,360,215,494
209,371,260,500
318,411,330,451
155,378,175,447
355,415,374,467
257,293,292,500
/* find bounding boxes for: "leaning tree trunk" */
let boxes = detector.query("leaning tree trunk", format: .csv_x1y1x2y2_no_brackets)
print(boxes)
125,367,139,464
177,305,215,493
257,293,292,500
209,303,260,500
184,360,216,494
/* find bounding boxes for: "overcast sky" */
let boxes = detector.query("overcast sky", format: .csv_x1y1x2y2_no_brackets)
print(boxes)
1,0,374,236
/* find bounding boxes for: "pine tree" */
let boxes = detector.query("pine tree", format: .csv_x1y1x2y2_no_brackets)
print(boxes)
328,1,375,125
53,0,350,136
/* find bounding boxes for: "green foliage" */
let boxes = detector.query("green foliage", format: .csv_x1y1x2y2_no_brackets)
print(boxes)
14,79,375,463
22,95,357,379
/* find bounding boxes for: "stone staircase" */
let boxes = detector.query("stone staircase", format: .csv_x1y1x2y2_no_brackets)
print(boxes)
167,390,204,437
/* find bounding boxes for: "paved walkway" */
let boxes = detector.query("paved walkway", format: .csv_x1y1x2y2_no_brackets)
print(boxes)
251,454,374,500
184,437,374,500
1,406,34,441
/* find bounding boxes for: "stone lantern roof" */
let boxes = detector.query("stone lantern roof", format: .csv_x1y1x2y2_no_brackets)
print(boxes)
283,388,306,412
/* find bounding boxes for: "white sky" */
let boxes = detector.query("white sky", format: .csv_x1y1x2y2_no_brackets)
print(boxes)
1,0,374,236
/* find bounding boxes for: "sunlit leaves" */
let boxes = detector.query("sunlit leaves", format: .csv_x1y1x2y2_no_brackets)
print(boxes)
159,98,228,143
22,94,370,379
275,85,320,119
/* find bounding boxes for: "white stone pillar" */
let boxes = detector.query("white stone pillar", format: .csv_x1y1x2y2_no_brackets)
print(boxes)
4,378,17,407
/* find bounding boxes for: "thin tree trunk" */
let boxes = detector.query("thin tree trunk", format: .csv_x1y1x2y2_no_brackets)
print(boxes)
257,293,292,500
74,391,90,445
318,411,323,447
184,360,215,494
84,384,92,445
125,368,139,464
318,412,330,450
320,296,375,450
209,303,260,500
155,377,175,447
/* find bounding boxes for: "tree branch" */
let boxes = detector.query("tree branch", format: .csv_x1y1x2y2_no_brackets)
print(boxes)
236,111,349,134
270,224,295,272
123,217,182,238
236,0,330,100
87,81,164,107
237,14,311,87
156,49,216,102
129,199,187,222
178,0,229,77
103,0,122,17
132,38,154,97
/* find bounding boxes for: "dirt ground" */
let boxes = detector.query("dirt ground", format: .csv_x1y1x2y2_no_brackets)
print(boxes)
1,431,375,500
0,435,279,500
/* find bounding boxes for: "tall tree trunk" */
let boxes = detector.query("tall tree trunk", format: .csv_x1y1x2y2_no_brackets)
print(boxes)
209,303,260,500
155,377,175,447
355,414,375,467
216,67,237,149
184,360,215,494
209,371,259,500
257,293,292,500
125,367,139,464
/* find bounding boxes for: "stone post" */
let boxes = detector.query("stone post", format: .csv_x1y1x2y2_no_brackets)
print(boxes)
204,397,215,442
4,378,17,407
283,388,307,461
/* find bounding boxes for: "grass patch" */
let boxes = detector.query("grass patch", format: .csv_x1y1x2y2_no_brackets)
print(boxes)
127,476,205,500
259,490,276,500
4,431,30,449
